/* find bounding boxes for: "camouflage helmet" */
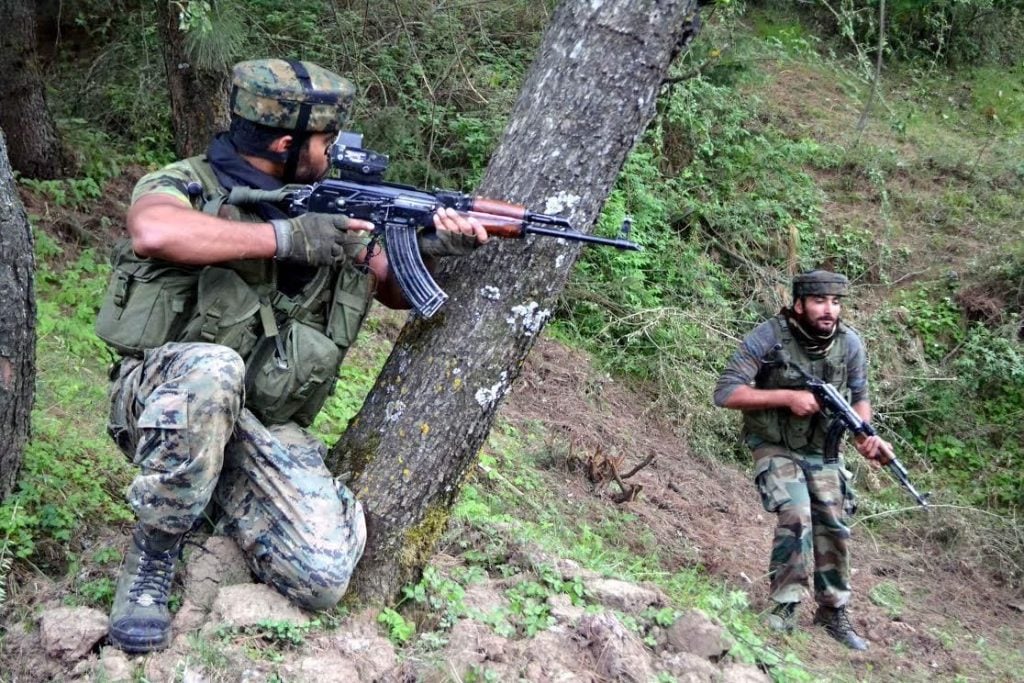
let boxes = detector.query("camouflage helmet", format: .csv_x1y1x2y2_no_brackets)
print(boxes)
792,270,850,299
230,59,356,133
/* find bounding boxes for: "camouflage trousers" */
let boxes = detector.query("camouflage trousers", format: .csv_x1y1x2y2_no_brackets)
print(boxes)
107,342,366,610
752,445,854,608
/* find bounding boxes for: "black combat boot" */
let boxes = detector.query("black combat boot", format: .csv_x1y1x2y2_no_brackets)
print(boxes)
813,605,868,651
108,525,183,654
762,602,798,633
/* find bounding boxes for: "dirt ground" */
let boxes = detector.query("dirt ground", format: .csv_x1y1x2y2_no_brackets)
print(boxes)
8,54,1022,683
504,338,1024,681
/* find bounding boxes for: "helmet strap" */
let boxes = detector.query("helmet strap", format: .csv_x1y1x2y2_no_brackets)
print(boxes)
283,60,316,182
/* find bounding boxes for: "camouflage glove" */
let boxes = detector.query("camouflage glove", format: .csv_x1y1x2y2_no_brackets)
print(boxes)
418,229,480,257
271,213,352,266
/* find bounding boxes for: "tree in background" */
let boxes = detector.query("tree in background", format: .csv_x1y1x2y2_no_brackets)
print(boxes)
156,0,242,157
0,0,66,179
331,0,704,601
0,130,36,501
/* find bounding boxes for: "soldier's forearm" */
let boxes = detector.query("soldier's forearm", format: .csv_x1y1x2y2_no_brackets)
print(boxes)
720,385,798,411
128,194,278,264
852,400,872,424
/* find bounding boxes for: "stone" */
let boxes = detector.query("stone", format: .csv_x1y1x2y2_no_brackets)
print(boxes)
38,606,108,662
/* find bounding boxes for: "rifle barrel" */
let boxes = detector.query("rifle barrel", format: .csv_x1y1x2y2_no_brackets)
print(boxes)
522,224,642,251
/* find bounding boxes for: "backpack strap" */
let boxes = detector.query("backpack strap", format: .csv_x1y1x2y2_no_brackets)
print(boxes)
186,156,230,217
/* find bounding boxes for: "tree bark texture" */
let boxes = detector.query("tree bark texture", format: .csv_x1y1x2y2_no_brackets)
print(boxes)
0,0,65,179
156,1,231,158
0,130,36,501
331,0,703,602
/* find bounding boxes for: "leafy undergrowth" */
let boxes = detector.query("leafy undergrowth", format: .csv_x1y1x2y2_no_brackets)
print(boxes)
3,240,1024,682
3,3,1023,681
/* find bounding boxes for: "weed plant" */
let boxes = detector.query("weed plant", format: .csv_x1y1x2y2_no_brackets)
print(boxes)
0,234,132,566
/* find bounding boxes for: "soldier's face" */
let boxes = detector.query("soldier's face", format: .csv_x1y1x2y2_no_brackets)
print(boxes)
293,132,335,183
794,295,842,334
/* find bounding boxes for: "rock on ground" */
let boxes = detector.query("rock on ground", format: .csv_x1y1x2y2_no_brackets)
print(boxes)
577,612,654,683
584,577,666,614
664,608,733,660
206,583,310,629
38,606,108,662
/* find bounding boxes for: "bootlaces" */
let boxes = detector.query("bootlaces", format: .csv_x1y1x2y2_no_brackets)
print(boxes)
128,549,176,606
826,607,856,635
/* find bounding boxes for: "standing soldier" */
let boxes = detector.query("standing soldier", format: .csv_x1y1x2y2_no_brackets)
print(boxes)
95,59,486,654
713,271,887,650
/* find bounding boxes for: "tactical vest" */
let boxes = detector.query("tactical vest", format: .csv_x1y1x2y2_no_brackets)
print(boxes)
95,155,375,427
743,315,850,453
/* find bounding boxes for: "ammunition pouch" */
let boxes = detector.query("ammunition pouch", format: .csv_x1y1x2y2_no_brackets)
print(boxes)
178,267,262,359
95,241,199,357
326,262,374,353
244,320,341,427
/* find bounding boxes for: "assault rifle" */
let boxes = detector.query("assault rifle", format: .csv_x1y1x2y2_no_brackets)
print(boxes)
226,132,641,318
764,345,929,507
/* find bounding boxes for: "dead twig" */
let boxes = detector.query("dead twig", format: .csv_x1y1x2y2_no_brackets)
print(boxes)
585,446,650,504
620,453,656,480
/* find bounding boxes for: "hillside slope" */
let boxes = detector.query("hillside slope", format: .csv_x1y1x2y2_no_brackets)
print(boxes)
2,8,1023,682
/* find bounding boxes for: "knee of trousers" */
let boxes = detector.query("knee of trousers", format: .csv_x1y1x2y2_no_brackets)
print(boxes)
291,578,351,611
172,343,246,403
776,499,813,536
269,549,361,611
256,513,367,611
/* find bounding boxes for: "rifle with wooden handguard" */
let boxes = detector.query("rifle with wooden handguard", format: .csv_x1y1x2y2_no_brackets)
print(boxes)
226,132,641,318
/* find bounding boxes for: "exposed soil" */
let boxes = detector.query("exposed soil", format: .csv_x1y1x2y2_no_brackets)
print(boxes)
5,47,1023,683
505,337,1024,681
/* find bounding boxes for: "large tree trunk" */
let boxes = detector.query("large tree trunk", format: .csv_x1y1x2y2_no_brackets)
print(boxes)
156,1,231,158
0,130,36,501
0,0,65,179
331,0,703,602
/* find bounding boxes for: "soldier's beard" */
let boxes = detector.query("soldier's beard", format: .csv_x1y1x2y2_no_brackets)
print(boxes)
291,144,328,184
785,307,839,358
801,310,837,335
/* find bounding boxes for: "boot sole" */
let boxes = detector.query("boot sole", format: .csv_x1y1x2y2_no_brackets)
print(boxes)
109,626,171,654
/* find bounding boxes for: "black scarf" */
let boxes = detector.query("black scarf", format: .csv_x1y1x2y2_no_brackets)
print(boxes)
206,133,287,221
205,133,315,294
784,307,838,359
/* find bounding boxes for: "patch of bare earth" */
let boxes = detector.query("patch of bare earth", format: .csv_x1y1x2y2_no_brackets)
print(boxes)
18,165,143,262
503,338,1024,681
753,61,1011,288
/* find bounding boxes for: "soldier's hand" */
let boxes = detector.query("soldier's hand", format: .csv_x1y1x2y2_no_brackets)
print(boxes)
271,214,374,266
854,434,888,468
787,390,820,417
419,207,488,257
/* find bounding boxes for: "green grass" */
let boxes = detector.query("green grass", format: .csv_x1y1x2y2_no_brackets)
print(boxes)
445,420,815,682
0,236,133,565
309,321,392,444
